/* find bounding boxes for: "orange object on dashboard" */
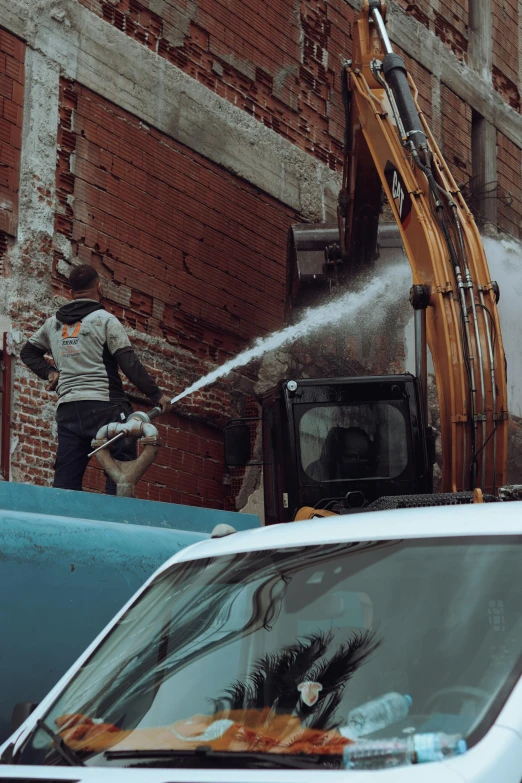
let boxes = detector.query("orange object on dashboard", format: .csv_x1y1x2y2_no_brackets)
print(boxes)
57,709,352,757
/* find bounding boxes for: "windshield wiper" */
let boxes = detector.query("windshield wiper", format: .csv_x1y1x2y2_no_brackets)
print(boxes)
104,746,336,769
35,719,85,767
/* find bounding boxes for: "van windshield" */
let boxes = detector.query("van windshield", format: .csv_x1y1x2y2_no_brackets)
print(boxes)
20,537,522,769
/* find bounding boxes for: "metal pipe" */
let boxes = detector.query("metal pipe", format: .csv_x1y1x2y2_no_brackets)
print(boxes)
456,271,478,421
466,276,486,488
462,426,467,491
92,420,161,497
372,62,407,142
87,406,162,457
451,205,487,488
88,430,126,458
414,308,428,427
479,287,498,492
451,259,477,488
460,275,487,488
370,7,394,55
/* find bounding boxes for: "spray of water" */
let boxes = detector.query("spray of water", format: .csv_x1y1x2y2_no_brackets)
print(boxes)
483,236,522,419
170,264,412,405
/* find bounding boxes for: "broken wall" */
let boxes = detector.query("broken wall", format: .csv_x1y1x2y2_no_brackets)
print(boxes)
75,0,351,171
0,0,522,508
53,78,295,502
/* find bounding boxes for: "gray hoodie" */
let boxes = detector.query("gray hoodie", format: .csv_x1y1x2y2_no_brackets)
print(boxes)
21,300,162,406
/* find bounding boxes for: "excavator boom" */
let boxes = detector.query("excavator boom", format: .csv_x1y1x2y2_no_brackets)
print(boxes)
340,0,508,493
226,0,510,520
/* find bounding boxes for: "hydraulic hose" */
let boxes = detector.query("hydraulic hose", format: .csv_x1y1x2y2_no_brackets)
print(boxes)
413,150,478,488
371,2,493,489
451,204,487,487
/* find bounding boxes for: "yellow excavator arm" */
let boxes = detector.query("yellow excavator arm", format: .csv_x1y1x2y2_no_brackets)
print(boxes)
338,1,508,494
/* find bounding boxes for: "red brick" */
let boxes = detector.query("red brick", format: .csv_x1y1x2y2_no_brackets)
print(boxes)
0,74,12,100
68,0,348,167
0,31,24,61
492,0,518,87
17,79,285,512
0,142,18,168
441,85,472,183
5,56,22,83
11,81,23,106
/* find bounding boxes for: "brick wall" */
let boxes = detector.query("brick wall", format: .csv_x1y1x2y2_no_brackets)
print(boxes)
69,1,522,243
12,78,296,505
434,0,468,61
7,0,522,507
497,131,522,238
72,0,357,172
10,346,56,489
56,81,289,344
72,0,471,172
395,0,468,60
0,28,24,265
440,85,472,185
492,0,520,110
394,0,431,30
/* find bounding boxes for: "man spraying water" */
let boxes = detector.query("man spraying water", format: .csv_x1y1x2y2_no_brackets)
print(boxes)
20,264,173,493
92,264,410,459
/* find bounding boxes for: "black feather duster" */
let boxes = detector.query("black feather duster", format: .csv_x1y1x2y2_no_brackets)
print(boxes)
213,629,381,731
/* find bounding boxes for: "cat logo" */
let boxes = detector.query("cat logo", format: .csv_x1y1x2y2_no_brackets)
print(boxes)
384,162,412,228
392,170,404,218
62,322,81,340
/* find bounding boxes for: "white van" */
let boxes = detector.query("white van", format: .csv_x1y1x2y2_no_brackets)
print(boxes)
1,503,522,782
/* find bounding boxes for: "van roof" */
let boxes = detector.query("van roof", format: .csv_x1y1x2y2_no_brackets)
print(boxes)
158,502,522,573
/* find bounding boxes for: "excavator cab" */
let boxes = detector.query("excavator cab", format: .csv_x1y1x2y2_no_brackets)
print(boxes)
225,374,434,525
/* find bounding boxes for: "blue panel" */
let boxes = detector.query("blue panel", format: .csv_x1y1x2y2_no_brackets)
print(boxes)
0,509,207,742
0,482,261,534
0,487,261,743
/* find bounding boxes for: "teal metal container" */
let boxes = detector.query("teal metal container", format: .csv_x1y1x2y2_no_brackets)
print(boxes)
0,483,261,741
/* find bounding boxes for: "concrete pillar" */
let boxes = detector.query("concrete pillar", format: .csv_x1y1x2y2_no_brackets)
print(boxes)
12,47,60,281
472,113,498,230
4,47,61,483
0,47,60,313
427,0,442,138
468,0,496,229
430,70,442,144
468,0,493,83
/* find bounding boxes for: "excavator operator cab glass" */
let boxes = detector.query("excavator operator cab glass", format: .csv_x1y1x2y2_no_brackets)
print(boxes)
259,375,429,524
300,403,409,484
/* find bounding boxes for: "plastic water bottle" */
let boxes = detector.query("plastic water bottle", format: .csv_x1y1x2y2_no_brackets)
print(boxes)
340,692,413,739
342,732,467,770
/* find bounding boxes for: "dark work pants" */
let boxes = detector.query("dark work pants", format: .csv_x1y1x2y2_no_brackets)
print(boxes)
54,400,137,494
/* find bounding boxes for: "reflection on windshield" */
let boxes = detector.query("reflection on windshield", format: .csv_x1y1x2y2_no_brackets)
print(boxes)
53,629,380,758
21,538,522,769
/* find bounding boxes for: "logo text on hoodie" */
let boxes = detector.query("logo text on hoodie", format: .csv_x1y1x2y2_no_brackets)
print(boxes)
61,321,82,355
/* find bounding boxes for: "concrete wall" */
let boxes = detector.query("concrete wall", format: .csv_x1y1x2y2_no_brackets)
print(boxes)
0,0,521,507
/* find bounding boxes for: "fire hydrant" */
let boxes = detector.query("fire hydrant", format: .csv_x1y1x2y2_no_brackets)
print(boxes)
91,413,161,497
